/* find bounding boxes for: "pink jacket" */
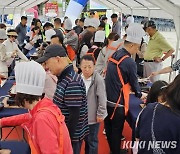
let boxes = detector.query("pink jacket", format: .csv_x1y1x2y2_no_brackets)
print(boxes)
1,98,73,154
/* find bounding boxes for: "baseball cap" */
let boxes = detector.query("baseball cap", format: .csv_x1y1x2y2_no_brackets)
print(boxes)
36,45,67,63
143,20,156,30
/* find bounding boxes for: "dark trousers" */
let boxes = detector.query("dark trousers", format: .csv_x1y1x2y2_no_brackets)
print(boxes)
104,106,126,154
72,140,83,154
85,123,100,154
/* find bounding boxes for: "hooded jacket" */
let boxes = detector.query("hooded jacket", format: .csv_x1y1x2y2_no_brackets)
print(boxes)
1,98,73,154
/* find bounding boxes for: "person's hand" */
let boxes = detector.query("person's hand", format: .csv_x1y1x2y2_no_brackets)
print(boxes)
97,117,104,123
11,50,17,58
30,41,34,45
153,57,162,63
0,74,6,79
150,72,159,77
0,149,11,154
73,65,78,73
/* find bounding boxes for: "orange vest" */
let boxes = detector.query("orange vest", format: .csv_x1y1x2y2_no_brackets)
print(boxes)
28,107,64,154
66,45,76,61
108,55,131,119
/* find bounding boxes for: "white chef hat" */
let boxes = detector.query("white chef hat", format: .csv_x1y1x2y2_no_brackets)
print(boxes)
45,29,56,42
84,18,90,27
64,18,72,30
0,29,7,39
126,23,145,44
88,18,100,29
126,16,134,25
94,31,105,43
15,61,46,96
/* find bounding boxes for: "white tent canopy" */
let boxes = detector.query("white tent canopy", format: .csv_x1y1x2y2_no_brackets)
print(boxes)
0,0,180,60
0,0,47,14
94,0,173,19
94,0,180,61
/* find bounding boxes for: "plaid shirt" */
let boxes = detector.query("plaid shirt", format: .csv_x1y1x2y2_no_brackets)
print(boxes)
171,59,180,74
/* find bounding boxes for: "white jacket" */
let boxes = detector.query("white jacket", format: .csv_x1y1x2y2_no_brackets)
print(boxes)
0,43,11,77
3,39,28,66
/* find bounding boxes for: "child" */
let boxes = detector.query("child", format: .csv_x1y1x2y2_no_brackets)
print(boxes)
80,55,107,154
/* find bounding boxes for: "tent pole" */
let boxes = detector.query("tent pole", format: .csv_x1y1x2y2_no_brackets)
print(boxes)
2,8,5,23
120,9,123,39
148,9,150,20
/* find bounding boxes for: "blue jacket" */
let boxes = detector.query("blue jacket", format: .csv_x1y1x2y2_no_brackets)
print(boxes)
105,48,142,106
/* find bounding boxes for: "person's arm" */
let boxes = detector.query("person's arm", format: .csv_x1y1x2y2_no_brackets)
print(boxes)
95,74,107,122
127,59,142,98
15,25,20,34
67,107,80,139
151,66,173,77
159,38,175,62
0,113,30,127
64,81,83,139
161,49,174,61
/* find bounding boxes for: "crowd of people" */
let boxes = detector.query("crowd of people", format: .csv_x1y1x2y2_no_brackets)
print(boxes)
0,11,180,154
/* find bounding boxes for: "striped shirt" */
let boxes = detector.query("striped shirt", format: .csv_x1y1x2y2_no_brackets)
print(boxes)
53,64,89,141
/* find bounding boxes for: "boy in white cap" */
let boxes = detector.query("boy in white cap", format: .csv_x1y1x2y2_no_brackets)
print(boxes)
0,61,73,154
104,23,145,154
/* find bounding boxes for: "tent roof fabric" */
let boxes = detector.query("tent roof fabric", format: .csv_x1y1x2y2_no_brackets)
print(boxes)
0,0,47,14
94,0,180,19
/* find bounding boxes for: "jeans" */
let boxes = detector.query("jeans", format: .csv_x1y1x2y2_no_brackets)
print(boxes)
104,106,126,154
72,140,83,154
85,123,100,154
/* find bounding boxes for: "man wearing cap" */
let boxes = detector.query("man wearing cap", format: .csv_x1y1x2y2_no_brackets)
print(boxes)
143,20,174,82
36,45,89,154
111,13,121,37
0,61,73,154
104,23,145,154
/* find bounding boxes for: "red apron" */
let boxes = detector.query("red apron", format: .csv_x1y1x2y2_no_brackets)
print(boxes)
108,55,131,119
